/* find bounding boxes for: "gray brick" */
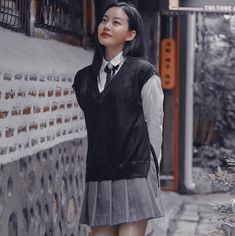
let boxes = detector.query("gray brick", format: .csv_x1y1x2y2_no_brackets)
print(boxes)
198,222,220,235
175,221,197,234
179,213,199,222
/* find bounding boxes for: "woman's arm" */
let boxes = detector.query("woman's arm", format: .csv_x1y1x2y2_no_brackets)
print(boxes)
141,74,164,165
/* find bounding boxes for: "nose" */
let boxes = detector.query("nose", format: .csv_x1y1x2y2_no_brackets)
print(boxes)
103,20,111,30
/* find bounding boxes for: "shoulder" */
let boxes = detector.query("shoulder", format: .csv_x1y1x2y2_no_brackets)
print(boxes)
126,57,159,85
126,57,159,75
126,57,152,67
72,65,92,90
74,65,92,80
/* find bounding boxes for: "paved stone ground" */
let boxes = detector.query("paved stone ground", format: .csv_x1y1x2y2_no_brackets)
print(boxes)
147,191,233,236
169,193,233,236
146,191,184,236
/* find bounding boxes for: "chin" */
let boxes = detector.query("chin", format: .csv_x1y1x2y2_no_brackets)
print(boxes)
98,40,112,47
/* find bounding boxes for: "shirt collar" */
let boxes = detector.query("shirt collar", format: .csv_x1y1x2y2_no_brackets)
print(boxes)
100,51,125,72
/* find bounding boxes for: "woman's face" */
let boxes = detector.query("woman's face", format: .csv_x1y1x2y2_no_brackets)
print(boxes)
98,7,135,52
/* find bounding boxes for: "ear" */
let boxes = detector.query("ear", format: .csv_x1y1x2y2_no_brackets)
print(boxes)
125,30,136,42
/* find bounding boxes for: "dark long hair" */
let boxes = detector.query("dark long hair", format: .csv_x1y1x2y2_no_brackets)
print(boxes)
91,2,146,77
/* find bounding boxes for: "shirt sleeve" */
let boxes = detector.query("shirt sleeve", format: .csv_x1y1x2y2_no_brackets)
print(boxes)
141,74,164,165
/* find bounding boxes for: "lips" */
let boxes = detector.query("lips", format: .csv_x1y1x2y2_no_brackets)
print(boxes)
101,32,112,37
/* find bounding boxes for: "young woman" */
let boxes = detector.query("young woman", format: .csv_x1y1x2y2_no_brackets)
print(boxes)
72,2,164,236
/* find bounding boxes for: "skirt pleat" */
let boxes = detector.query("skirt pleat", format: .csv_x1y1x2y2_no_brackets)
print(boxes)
79,155,165,226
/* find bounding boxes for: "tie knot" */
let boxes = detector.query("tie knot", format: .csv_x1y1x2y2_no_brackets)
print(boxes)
104,63,119,74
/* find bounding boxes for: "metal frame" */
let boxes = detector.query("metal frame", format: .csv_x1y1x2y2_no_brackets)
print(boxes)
0,0,29,33
35,0,84,38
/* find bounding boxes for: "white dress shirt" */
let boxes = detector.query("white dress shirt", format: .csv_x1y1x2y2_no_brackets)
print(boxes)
98,51,125,92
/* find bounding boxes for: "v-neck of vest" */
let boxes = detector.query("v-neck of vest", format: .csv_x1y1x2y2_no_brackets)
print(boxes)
94,57,131,96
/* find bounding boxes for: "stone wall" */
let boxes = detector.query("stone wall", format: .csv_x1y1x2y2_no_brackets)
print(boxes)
0,27,92,236
0,138,90,236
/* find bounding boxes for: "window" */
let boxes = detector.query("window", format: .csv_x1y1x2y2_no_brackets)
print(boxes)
0,0,29,32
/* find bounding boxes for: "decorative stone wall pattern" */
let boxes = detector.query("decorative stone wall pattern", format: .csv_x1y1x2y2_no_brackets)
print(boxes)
0,138,90,236
0,70,86,164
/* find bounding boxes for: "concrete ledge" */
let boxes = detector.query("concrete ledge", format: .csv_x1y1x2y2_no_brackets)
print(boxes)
0,27,92,75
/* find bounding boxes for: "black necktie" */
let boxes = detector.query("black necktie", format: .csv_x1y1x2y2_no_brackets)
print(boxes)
104,63,119,87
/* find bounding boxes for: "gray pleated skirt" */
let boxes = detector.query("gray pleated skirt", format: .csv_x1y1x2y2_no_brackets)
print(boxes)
79,155,165,227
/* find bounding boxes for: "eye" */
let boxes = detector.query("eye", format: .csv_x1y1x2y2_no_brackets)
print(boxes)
101,17,107,23
113,20,121,26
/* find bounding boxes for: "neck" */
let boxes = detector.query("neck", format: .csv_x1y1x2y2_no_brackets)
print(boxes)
104,47,123,61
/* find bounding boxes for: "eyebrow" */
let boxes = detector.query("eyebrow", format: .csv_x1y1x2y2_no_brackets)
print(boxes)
103,15,124,21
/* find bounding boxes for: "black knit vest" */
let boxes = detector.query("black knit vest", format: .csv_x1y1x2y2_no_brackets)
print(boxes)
72,57,158,182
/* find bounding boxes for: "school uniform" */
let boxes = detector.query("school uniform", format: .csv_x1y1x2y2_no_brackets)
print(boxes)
72,52,164,226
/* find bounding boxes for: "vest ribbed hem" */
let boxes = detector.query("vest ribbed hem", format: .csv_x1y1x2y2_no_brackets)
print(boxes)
86,161,150,182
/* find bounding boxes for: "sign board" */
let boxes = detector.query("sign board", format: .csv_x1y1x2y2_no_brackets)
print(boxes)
162,0,235,13
160,39,176,90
